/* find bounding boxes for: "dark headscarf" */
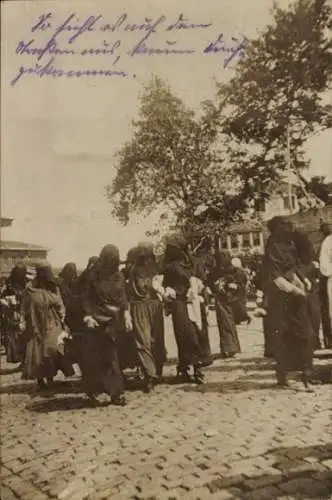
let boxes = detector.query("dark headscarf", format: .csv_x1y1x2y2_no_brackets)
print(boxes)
59,262,77,283
84,244,128,316
131,243,159,279
320,222,331,238
76,256,98,292
126,246,140,264
292,231,314,266
208,250,237,287
267,216,294,243
86,256,98,270
163,234,192,269
7,263,27,290
162,237,194,297
96,244,120,276
216,250,233,271
35,263,57,292
264,217,298,281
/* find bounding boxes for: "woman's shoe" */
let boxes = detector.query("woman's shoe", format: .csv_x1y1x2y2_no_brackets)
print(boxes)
153,374,163,385
194,367,205,385
276,370,288,388
36,379,48,392
301,371,315,392
111,394,127,406
176,372,192,383
46,377,55,387
143,377,154,393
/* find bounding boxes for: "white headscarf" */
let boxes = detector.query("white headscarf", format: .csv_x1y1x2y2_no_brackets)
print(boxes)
231,257,242,269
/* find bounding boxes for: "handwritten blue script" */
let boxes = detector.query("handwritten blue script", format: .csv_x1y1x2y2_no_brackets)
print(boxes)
10,12,248,86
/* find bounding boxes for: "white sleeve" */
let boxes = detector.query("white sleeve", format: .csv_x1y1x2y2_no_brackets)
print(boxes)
274,276,295,293
320,236,332,278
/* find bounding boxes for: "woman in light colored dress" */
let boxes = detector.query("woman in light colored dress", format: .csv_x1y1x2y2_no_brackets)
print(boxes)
22,263,74,391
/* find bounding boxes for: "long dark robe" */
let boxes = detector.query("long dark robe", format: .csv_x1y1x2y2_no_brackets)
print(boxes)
208,266,241,357
305,265,322,350
21,286,74,380
80,268,127,397
127,260,166,378
263,236,314,376
192,256,213,366
163,258,204,370
231,268,250,325
58,277,84,334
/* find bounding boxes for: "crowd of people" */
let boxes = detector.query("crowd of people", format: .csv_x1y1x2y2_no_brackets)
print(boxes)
0,216,331,405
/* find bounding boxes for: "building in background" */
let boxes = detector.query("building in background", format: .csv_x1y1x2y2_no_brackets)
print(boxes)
217,172,327,256
0,217,49,278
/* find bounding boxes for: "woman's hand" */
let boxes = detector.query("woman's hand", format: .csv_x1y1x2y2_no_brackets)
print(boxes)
164,287,176,300
83,316,99,329
124,310,133,332
19,319,26,333
291,286,306,297
304,278,312,292
228,283,238,290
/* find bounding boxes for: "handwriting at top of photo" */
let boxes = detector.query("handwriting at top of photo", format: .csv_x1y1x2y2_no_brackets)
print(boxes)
30,12,213,35
101,13,212,32
203,33,247,67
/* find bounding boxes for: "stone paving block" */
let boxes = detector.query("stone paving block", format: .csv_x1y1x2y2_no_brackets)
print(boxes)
322,459,332,470
4,459,25,474
23,490,50,500
181,486,212,499
0,486,19,500
241,474,282,491
242,486,282,500
164,486,189,499
9,480,42,499
205,475,246,492
278,476,331,496
0,466,14,480
210,487,244,499
57,478,91,499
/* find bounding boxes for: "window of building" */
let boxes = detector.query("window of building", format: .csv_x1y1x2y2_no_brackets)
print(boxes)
221,238,228,249
242,233,250,248
283,196,290,210
230,234,238,249
253,232,261,247
282,195,297,211
254,199,266,212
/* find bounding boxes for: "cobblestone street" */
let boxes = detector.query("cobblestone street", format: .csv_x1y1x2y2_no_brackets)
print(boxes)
1,318,332,500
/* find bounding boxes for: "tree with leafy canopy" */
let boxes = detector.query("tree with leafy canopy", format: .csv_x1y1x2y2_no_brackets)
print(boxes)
211,0,332,211
107,75,234,242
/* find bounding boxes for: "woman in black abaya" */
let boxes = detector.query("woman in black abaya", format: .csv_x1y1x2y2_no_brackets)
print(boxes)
80,245,132,406
208,251,241,358
163,237,205,384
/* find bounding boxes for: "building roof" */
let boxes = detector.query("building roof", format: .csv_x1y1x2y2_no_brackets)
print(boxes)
226,219,263,234
0,217,13,228
0,240,49,252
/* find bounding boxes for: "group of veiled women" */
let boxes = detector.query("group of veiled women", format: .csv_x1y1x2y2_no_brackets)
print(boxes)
1,217,329,404
0,236,251,405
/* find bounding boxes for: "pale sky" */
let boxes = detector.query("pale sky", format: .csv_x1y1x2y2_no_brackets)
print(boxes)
1,0,331,267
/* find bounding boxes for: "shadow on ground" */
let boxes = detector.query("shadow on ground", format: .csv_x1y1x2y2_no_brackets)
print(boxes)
0,378,83,396
28,395,111,412
203,443,332,499
0,364,22,375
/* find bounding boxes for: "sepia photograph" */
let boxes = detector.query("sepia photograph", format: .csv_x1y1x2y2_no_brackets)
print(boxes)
1,0,332,499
